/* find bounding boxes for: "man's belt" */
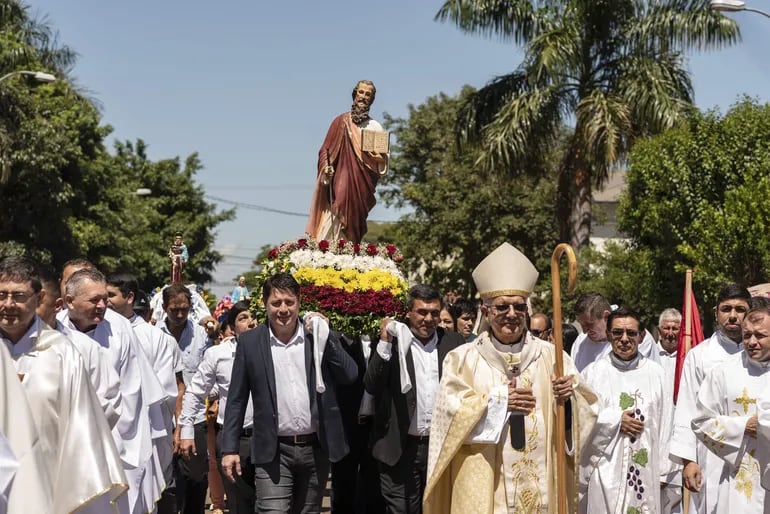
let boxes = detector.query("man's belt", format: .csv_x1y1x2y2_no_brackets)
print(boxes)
277,433,317,446
407,434,430,443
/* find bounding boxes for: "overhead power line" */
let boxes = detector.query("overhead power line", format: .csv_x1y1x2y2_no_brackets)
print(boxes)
205,194,396,224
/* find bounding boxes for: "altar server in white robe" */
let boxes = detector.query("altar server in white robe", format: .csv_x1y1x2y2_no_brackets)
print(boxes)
579,307,673,514
669,284,750,513
107,273,183,512
691,304,770,512
59,267,165,514
0,257,127,513
35,265,123,429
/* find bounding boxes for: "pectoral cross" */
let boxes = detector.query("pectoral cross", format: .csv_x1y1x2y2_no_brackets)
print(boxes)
734,387,757,414
503,353,520,375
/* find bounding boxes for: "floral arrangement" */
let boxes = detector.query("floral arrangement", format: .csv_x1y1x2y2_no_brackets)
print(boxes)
252,237,407,336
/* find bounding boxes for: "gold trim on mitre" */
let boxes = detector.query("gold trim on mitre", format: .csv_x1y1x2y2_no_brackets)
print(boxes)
478,288,531,300
472,242,538,299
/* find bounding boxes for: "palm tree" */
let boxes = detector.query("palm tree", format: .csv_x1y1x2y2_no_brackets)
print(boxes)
436,0,739,249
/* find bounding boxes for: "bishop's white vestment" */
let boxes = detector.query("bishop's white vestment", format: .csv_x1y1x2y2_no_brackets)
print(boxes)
424,331,599,514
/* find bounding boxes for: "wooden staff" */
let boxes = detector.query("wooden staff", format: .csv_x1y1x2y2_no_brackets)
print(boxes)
551,243,577,514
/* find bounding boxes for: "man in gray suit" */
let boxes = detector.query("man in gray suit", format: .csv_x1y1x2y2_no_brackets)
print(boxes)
221,272,358,514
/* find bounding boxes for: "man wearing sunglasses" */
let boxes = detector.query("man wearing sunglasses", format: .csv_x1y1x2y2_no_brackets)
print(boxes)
579,307,672,513
423,243,599,514
670,283,750,514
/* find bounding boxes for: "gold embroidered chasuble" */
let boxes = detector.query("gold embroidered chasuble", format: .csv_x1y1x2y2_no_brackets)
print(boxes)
424,331,598,514
692,352,770,512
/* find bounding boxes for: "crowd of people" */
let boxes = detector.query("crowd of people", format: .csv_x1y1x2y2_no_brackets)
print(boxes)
2,241,770,514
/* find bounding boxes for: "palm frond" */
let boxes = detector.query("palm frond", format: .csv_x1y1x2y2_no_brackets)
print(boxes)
627,0,740,53
617,53,693,135
524,16,581,82
576,89,631,185
457,71,530,145
478,82,568,170
435,0,539,44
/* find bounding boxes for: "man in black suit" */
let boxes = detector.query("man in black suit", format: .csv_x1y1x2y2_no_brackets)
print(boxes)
364,284,465,513
221,272,358,514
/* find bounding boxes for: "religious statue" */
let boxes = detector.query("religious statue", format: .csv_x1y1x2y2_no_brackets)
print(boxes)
168,232,189,284
306,80,389,243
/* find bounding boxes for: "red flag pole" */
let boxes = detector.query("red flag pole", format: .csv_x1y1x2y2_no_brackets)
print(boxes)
684,270,693,359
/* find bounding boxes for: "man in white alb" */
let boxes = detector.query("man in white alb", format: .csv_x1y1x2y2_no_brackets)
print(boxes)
669,283,750,513
691,303,770,512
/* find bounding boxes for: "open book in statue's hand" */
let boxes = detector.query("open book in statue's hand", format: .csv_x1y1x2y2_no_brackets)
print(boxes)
361,129,390,154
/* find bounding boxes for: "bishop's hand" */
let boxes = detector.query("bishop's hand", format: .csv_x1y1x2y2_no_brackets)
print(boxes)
508,378,536,414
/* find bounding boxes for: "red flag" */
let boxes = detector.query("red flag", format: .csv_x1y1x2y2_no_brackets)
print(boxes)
673,270,705,404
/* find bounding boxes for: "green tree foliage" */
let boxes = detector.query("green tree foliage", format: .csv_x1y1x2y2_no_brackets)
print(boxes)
380,87,560,297
436,0,739,249
0,0,233,289
617,98,770,319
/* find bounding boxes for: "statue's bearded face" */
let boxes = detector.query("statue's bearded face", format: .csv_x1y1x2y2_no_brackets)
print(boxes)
350,83,375,126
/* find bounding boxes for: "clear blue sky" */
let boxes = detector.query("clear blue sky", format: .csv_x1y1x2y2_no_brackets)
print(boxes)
29,0,770,296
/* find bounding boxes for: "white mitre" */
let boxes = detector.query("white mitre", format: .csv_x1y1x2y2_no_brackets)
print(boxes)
472,242,539,299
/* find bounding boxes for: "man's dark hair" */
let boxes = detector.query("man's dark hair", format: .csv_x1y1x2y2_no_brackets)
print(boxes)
37,263,58,294
449,298,476,321
133,290,151,316
163,283,192,307
61,258,95,273
575,293,611,320
407,284,442,311
106,273,139,300
0,257,42,293
262,272,300,301
561,323,579,354
606,306,644,333
716,283,751,306
226,301,252,329
351,80,376,102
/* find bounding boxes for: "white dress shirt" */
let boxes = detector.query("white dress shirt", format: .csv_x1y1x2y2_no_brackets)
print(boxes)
377,331,440,436
179,336,253,439
270,323,316,436
159,319,207,388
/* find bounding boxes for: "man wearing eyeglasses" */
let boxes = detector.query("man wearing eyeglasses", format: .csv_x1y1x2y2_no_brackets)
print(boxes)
579,307,672,513
0,257,127,513
365,284,464,513
423,243,599,514
670,283,750,514
529,312,553,342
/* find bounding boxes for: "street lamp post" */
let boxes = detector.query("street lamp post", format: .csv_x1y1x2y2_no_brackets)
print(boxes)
0,70,56,84
711,0,770,18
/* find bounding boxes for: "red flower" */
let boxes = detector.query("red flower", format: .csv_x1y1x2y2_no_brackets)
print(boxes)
297,238,308,248
366,244,378,256
268,248,279,259
319,240,330,252
338,239,346,248
394,255,404,263
352,243,360,255
385,244,397,256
